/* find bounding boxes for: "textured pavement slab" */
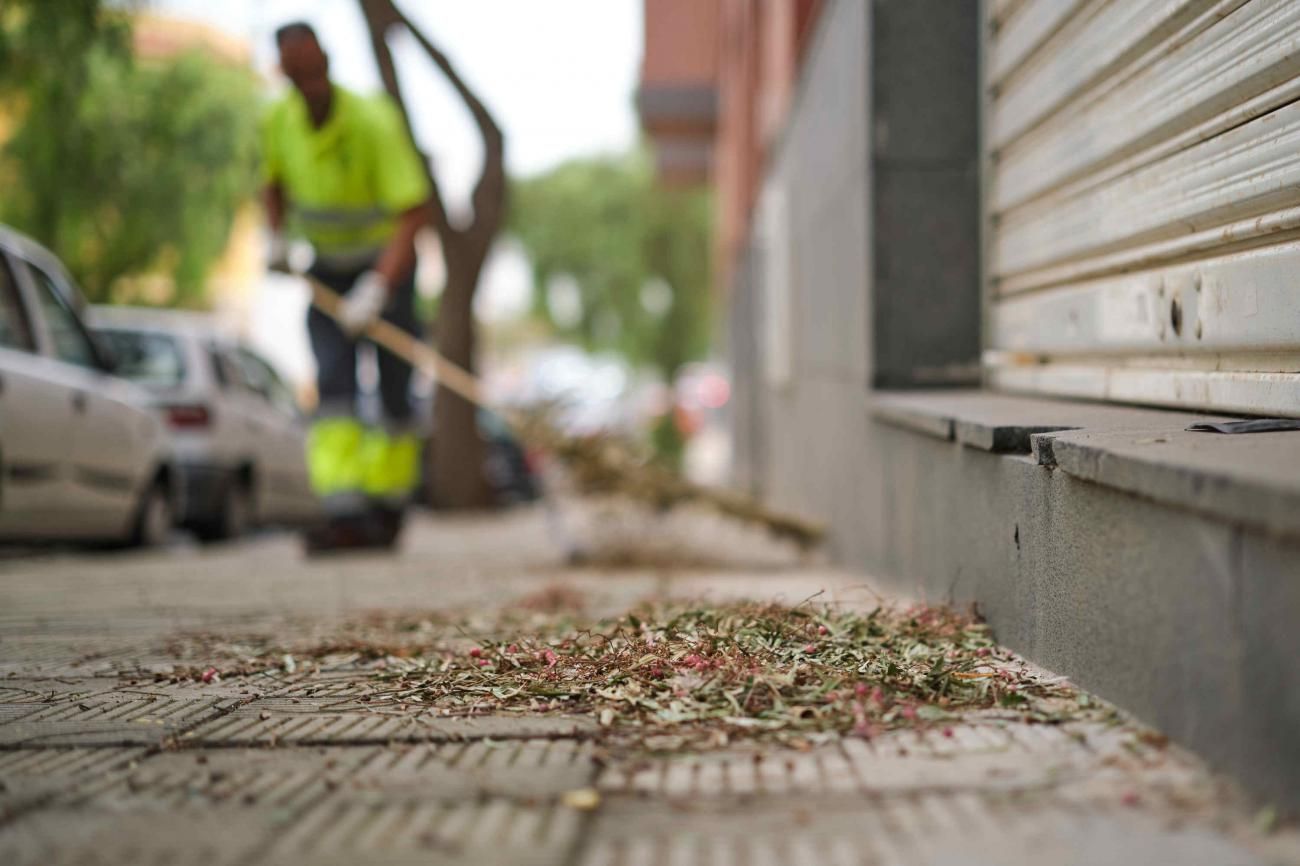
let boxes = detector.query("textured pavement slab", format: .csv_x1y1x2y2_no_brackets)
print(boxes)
0,689,242,748
595,721,1204,800
0,747,146,820
577,795,1269,866
260,795,589,866
183,702,595,747
0,806,281,866
0,509,1295,866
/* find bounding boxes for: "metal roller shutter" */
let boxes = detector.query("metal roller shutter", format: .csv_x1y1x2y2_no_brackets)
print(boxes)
983,0,1300,416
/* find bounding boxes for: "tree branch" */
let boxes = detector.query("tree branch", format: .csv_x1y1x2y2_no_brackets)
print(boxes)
379,1,503,152
357,0,450,237
373,0,506,249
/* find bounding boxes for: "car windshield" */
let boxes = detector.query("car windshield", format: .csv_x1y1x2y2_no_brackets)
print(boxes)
97,328,187,388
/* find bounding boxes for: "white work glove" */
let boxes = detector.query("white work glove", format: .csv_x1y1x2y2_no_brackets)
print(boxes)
337,270,389,336
266,233,292,274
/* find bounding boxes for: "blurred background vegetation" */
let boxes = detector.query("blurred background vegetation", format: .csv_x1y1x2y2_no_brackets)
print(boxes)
511,151,712,383
510,152,712,461
0,0,716,464
0,0,260,306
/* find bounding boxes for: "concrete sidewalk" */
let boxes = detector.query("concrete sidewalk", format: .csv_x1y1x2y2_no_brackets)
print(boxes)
0,508,1295,865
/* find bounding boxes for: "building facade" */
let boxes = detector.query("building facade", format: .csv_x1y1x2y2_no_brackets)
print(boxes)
641,0,1300,812
637,0,720,187
640,0,822,287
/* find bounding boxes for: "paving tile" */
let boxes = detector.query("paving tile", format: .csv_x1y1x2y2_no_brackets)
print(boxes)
105,678,279,703
75,740,597,812
0,738,597,865
0,689,241,747
260,796,587,866
70,746,351,814
0,680,118,733
577,794,1269,866
181,703,596,747
0,638,195,679
0,806,277,866
327,739,598,802
0,638,133,678
596,722,1130,799
0,705,43,726
0,747,145,820
261,672,420,709
0,612,209,638
0,680,109,704
0,630,291,680
0,673,284,721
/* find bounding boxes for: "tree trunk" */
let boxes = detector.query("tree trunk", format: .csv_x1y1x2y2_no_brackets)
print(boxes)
430,263,492,508
358,0,502,510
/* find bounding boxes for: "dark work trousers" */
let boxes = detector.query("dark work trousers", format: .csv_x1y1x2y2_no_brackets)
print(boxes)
306,261,421,426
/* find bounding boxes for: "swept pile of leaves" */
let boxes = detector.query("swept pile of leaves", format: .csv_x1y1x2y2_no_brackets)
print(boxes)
158,595,1101,751
346,599,1093,751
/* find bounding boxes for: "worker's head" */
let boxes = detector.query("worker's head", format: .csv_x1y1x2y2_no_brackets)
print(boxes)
276,22,332,116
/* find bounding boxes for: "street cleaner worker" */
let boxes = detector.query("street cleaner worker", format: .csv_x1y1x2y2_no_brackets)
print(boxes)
262,22,431,553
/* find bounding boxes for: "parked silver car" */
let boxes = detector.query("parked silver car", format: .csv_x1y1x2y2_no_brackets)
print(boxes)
89,307,317,541
0,227,174,546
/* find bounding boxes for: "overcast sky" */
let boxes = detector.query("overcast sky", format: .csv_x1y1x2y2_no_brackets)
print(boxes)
155,0,643,207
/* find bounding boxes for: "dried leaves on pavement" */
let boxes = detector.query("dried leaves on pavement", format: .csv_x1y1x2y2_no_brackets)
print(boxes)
174,596,1097,753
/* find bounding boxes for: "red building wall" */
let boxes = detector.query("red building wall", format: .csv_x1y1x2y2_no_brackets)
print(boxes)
640,0,823,293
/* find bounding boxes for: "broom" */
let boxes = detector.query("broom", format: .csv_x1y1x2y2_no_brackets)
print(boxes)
304,276,826,550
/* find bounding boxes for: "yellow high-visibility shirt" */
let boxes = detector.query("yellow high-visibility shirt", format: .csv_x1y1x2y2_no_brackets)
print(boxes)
261,85,430,258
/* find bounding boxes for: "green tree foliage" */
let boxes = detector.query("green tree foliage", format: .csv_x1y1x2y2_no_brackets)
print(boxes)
0,0,130,92
509,151,713,383
0,1,260,305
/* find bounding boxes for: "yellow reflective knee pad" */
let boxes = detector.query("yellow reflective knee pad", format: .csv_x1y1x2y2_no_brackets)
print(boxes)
360,431,422,498
307,418,366,496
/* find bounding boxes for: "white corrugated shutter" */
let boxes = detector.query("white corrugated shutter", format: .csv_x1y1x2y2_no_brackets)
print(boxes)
983,0,1300,416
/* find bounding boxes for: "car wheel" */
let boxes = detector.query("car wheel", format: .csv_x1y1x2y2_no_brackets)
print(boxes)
196,476,252,543
224,479,253,539
130,479,174,548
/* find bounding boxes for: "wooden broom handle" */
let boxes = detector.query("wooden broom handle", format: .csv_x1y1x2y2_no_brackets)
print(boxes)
306,276,489,412
305,275,825,546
